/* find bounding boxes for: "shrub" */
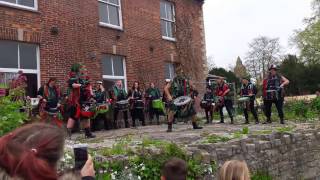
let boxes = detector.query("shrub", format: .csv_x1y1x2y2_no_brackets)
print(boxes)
251,171,272,180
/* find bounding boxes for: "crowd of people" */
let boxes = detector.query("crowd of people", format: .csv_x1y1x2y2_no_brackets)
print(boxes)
29,63,291,137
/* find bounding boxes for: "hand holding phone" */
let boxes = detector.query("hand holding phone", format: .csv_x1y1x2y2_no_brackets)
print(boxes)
74,144,88,170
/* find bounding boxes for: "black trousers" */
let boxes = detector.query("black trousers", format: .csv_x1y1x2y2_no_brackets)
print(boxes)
243,100,259,122
205,108,213,122
264,98,284,121
149,107,160,123
131,108,145,127
113,108,129,128
218,99,234,122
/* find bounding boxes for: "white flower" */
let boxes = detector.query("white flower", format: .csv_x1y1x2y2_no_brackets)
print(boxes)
125,166,128,169
138,176,141,180
141,166,145,170
111,174,116,180
129,173,132,177
208,167,213,173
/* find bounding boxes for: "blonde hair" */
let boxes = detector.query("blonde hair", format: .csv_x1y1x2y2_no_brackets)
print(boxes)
218,160,250,180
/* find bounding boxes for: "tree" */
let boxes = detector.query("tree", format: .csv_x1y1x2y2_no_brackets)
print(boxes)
244,36,283,80
280,54,320,95
209,67,240,89
294,0,320,65
233,56,248,79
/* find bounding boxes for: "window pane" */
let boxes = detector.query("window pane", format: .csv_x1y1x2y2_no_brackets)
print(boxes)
161,20,167,37
20,43,37,70
108,0,119,5
108,4,120,26
165,63,170,79
17,0,34,7
99,2,109,24
102,55,113,75
0,41,18,69
113,56,124,76
166,21,173,38
160,1,166,19
1,0,16,4
166,3,173,21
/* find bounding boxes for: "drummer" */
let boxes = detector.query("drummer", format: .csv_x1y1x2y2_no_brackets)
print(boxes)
111,80,130,128
164,74,202,132
92,81,108,131
146,82,161,125
37,77,61,122
262,65,289,124
202,86,215,124
128,81,146,127
93,81,106,104
240,76,259,124
216,77,234,124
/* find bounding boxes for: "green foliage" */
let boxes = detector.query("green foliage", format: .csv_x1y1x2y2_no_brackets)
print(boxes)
95,140,216,180
0,88,28,136
276,126,294,133
311,97,320,111
251,171,273,180
98,136,134,156
204,134,232,144
0,83,9,89
209,67,240,89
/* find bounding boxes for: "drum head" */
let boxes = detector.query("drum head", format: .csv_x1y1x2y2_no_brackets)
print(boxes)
173,96,191,106
117,100,128,104
238,97,250,102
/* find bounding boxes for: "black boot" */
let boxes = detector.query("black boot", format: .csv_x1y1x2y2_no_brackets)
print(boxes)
67,128,72,139
220,117,224,123
132,119,136,127
192,122,203,129
125,120,129,128
113,121,118,129
263,117,272,124
84,128,96,138
167,122,173,132
230,117,234,124
244,119,249,124
255,119,259,124
280,118,285,124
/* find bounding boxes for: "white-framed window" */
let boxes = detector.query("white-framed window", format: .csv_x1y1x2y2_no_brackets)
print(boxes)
165,63,175,80
102,54,127,91
98,0,123,30
160,0,176,41
0,0,38,11
0,40,40,97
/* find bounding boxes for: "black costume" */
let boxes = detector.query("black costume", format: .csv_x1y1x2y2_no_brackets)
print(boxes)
216,82,234,124
111,86,129,128
202,91,215,124
240,82,259,124
146,87,161,125
263,74,284,124
129,89,145,127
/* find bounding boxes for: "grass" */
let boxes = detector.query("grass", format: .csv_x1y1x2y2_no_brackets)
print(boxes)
251,171,273,180
276,126,294,133
204,134,232,144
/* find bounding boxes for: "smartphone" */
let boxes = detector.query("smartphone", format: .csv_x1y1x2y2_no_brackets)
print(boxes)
73,144,88,170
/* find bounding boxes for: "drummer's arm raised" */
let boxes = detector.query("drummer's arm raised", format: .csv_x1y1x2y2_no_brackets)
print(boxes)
222,88,230,97
280,76,289,88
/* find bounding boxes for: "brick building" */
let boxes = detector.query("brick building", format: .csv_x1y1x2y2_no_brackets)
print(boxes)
0,0,207,97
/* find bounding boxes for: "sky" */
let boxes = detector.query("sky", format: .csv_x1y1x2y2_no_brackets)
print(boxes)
203,0,314,69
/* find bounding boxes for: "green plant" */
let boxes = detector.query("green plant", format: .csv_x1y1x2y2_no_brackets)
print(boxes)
276,126,294,133
0,88,28,136
251,170,273,180
98,137,134,156
311,97,320,112
204,134,232,144
0,83,9,89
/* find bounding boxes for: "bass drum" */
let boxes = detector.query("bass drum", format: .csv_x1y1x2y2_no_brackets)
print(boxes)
173,96,195,118
115,100,129,111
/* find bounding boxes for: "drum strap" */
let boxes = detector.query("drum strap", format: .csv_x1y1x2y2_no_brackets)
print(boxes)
184,80,187,96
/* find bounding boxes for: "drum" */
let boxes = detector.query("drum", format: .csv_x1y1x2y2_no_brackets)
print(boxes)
152,99,163,109
134,100,144,109
96,103,109,114
238,97,250,103
200,100,207,109
266,90,279,101
173,96,192,107
30,98,40,108
115,100,129,111
81,103,96,118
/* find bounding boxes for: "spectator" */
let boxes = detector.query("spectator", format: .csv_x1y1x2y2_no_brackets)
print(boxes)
161,158,187,180
218,160,250,180
0,123,95,180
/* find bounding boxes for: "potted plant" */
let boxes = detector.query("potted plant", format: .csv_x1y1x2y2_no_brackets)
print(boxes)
0,83,9,97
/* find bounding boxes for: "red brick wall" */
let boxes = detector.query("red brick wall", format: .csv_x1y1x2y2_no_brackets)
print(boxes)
0,0,207,93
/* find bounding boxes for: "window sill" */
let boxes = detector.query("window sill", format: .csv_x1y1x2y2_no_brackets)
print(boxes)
99,22,123,31
0,1,38,12
162,36,176,42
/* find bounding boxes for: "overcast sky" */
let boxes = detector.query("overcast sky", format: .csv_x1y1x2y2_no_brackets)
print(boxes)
203,0,313,68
